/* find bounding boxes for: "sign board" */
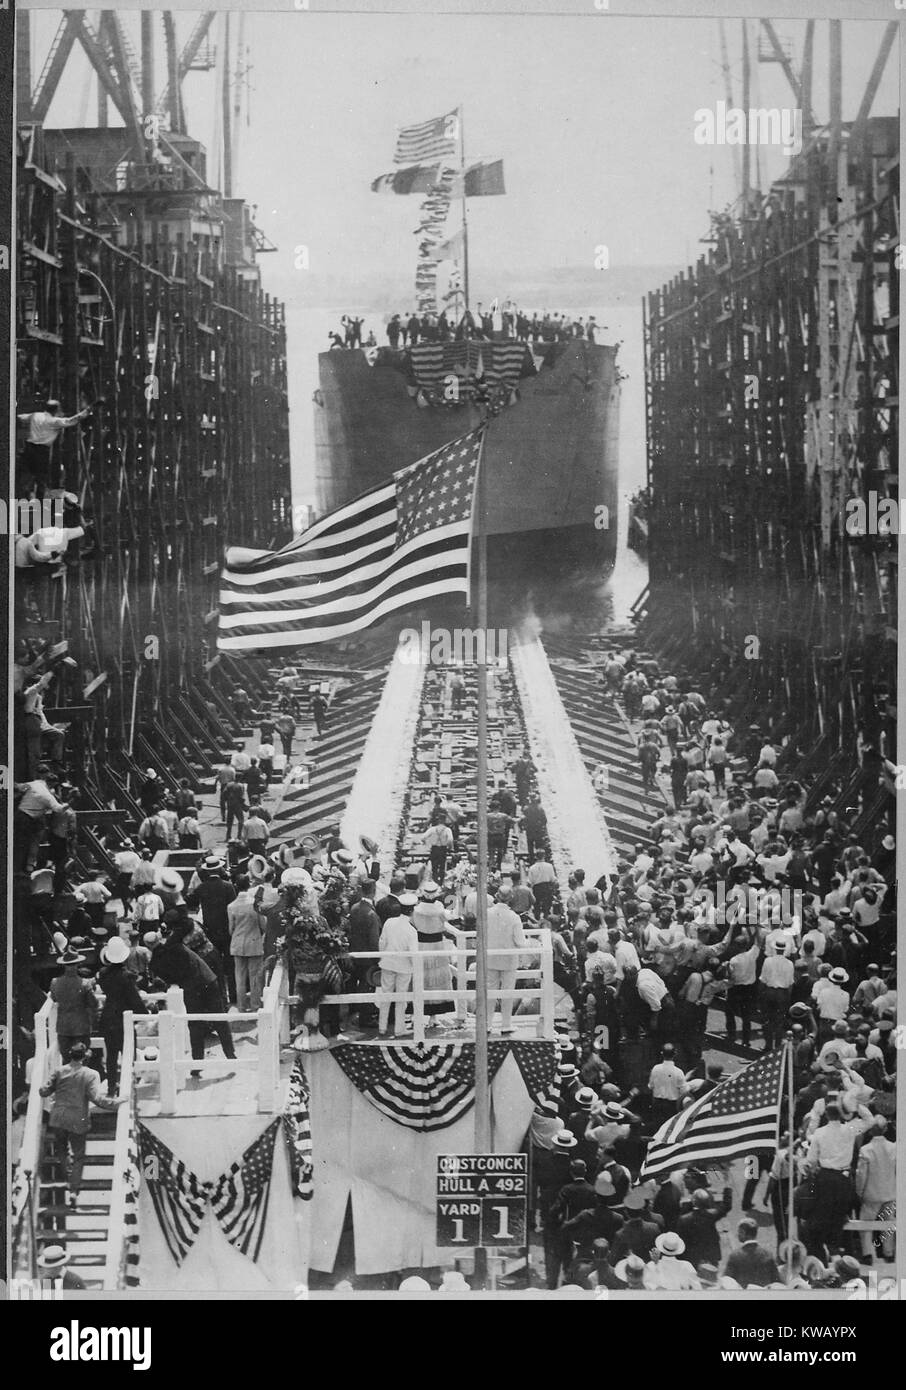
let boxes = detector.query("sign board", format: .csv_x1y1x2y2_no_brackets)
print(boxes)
435,1153,528,1248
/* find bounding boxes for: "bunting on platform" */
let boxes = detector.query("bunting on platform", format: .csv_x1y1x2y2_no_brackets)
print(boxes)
210,1119,280,1262
137,1123,211,1267
330,1041,557,1131
283,1058,315,1200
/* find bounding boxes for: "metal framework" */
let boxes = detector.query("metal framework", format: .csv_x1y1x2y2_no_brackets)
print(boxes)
643,22,898,833
15,120,291,800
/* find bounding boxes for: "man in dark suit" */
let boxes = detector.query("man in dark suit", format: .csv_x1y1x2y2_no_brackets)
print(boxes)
39,1043,126,1205
722,1218,779,1287
347,881,381,1027
677,1186,733,1269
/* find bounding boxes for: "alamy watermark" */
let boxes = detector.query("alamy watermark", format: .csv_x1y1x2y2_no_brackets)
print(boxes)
398,621,509,667
844,492,902,537
694,101,803,158
1,497,64,535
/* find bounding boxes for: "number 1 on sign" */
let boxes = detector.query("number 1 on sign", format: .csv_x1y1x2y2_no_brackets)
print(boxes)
490,1205,510,1240
450,1218,467,1243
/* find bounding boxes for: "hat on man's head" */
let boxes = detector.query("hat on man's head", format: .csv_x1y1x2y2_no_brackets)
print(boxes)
773,940,788,951
623,1186,650,1212
614,1254,647,1285
398,891,419,908
655,1231,686,1257
101,936,129,965
789,1002,810,1018
594,1171,616,1199
599,1101,627,1122
59,949,84,967
37,1245,71,1271
573,1087,596,1110
202,855,226,873
557,1062,579,1079
552,1131,578,1152
398,1276,431,1292
156,868,184,895
330,849,355,868
828,967,849,985
419,880,443,901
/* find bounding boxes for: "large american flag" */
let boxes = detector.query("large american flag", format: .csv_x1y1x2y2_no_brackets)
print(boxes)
217,428,484,652
331,1041,557,1131
137,1123,211,1266
640,1050,786,1180
210,1119,280,1261
393,109,458,166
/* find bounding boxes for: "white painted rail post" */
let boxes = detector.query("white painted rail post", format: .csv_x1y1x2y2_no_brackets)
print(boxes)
539,929,555,1040
166,985,188,1059
412,949,426,1044
158,1012,177,1114
452,927,468,1026
257,1007,277,1113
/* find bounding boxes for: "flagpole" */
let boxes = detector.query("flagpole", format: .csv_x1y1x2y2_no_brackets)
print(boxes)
785,1031,796,1282
472,402,490,1289
459,104,470,315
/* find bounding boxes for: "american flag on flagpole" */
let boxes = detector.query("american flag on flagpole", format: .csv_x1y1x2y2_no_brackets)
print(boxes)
217,427,484,652
137,1123,211,1266
639,1050,786,1181
393,109,458,166
210,1119,280,1262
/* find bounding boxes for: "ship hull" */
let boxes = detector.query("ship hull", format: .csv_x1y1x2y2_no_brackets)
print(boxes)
314,339,620,568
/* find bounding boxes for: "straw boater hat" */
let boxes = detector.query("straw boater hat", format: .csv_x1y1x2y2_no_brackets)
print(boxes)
359,835,380,857
552,1131,578,1152
419,880,443,901
248,854,270,882
156,868,184,895
655,1232,686,1257
828,967,850,986
280,867,314,890
37,1245,71,1271
614,1254,647,1286
557,1062,579,1080
101,937,130,965
202,855,226,874
330,849,355,868
573,1087,597,1110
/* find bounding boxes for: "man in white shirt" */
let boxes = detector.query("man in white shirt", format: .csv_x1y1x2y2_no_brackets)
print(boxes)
815,968,851,1038
648,1044,686,1126
611,931,641,980
636,967,668,1023
724,933,761,1048
758,942,794,1051
485,887,527,1033
377,910,419,1037
526,850,557,916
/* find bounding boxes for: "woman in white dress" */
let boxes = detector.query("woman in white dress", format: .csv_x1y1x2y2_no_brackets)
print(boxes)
412,881,454,1016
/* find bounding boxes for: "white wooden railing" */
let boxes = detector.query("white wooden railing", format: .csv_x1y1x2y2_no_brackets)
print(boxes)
12,998,59,1278
133,960,288,1116
102,1009,136,1289
312,925,556,1042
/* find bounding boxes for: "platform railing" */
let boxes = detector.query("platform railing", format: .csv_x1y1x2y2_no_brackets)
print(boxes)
102,1009,136,1290
311,926,556,1042
133,960,288,1115
12,997,57,1279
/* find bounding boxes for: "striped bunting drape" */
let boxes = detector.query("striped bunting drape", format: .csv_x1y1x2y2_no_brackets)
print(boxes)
330,1041,558,1131
282,1057,315,1200
210,1119,280,1262
217,428,483,652
137,1122,211,1267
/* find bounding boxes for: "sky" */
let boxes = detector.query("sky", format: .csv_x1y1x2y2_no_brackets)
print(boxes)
28,11,901,504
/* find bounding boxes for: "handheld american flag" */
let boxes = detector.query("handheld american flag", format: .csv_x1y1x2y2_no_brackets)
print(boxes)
217,427,484,652
639,1050,786,1181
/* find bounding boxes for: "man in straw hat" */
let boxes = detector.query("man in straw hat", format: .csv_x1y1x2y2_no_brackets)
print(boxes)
36,1243,86,1290
49,948,97,1059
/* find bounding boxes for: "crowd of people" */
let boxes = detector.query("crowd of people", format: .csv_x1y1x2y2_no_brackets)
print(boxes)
523,644,897,1289
328,305,602,352
11,636,897,1292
